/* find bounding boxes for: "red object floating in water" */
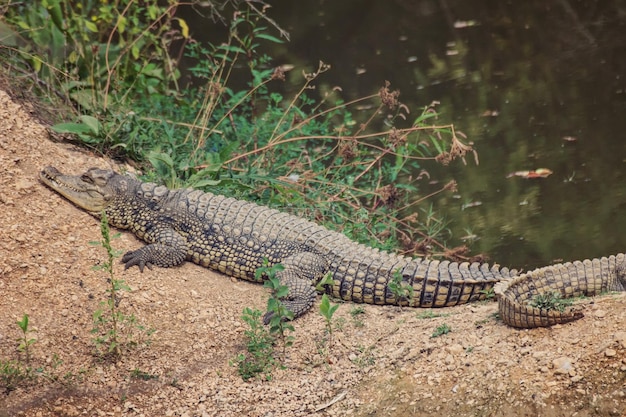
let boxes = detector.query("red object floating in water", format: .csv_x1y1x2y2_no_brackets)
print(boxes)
506,168,553,179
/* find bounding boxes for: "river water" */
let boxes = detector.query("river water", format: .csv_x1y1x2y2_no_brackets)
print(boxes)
191,1,626,269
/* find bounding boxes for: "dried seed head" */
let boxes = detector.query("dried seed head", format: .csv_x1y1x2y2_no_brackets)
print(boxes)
271,67,286,81
207,82,224,98
338,139,357,161
443,180,458,192
379,81,400,109
377,184,401,208
387,128,406,149
436,134,478,166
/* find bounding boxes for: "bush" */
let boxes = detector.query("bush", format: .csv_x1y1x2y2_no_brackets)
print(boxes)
2,1,473,254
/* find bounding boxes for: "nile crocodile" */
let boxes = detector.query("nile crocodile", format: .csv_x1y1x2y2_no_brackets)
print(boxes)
40,166,626,328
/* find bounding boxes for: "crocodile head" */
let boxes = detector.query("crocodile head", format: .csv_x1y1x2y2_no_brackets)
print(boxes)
40,166,122,214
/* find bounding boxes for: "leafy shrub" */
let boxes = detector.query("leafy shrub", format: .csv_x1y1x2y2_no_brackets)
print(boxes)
3,1,473,255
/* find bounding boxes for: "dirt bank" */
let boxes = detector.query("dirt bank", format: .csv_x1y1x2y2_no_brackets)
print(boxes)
0,89,625,417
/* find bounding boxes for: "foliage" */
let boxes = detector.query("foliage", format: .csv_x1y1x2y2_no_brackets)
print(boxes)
263,277,295,358
130,368,159,381
0,315,37,392
388,269,415,308
0,317,85,393
349,306,366,328
2,1,472,258
3,0,185,113
431,323,451,338
479,287,496,301
15,314,37,364
232,307,276,381
0,360,29,393
90,211,153,358
417,310,450,320
529,291,574,313
350,345,376,368
319,294,340,349
232,260,297,381
315,272,335,293
257,262,295,359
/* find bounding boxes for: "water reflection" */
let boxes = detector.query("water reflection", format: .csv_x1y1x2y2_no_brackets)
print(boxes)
191,1,626,268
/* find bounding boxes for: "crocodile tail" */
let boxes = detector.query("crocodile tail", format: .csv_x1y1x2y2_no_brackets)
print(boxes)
496,254,626,328
496,277,584,328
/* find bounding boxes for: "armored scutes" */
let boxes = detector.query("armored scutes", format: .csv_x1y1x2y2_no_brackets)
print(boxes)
40,167,626,327
495,255,626,328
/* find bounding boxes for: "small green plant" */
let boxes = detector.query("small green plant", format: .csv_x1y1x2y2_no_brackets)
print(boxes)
91,211,152,358
264,276,296,359
16,313,37,363
334,316,346,332
60,368,87,387
479,287,496,301
0,319,69,392
350,306,365,316
319,294,340,349
417,310,450,320
130,368,159,381
474,317,490,327
431,323,451,338
51,115,104,144
256,261,296,358
0,360,29,393
351,345,376,368
232,307,277,381
233,261,298,381
388,269,415,308
529,291,574,312
315,272,335,293
350,306,366,328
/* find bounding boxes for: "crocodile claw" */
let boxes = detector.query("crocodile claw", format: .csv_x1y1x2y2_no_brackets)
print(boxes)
121,250,153,272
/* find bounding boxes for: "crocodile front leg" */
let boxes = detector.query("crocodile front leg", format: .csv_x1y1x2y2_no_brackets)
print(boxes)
122,228,188,272
263,252,329,324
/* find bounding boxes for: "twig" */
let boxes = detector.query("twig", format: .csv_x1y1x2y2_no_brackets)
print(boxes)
314,391,347,412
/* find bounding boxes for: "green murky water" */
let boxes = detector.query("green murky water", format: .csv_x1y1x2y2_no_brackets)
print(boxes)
188,1,626,269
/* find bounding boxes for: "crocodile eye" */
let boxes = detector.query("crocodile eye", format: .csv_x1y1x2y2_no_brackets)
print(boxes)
81,174,93,184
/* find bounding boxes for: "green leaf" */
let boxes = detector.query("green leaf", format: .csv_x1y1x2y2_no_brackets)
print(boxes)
117,15,127,34
315,272,334,292
274,285,289,299
16,314,29,333
192,179,222,188
255,33,284,44
319,294,339,319
175,18,189,38
51,122,94,135
329,303,340,316
79,115,100,135
319,294,330,315
266,298,278,312
0,21,19,46
85,21,98,33
147,151,175,176
46,0,64,33
31,56,43,73
131,45,140,60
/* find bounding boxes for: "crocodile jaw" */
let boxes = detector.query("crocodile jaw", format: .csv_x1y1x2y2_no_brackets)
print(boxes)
40,166,110,213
